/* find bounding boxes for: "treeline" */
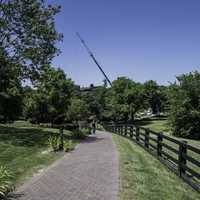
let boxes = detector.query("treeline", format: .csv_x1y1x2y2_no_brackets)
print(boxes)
0,0,199,139
1,63,200,139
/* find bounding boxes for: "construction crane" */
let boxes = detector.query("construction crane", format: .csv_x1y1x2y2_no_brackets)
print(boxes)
76,32,112,87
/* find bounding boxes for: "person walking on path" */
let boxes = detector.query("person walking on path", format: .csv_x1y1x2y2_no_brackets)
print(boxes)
92,120,96,134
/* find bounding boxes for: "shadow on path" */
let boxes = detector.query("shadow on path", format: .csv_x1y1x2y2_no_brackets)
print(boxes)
6,193,24,200
82,135,105,144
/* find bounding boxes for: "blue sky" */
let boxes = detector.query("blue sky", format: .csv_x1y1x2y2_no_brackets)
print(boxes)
48,0,200,86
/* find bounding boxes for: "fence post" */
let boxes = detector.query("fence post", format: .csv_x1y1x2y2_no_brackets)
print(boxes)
157,133,163,157
125,125,127,136
59,127,64,150
178,140,187,176
130,125,133,138
136,127,140,142
145,128,150,148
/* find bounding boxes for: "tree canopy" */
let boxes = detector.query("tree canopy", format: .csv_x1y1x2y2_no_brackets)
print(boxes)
24,66,74,124
0,0,62,121
168,71,200,139
0,0,62,80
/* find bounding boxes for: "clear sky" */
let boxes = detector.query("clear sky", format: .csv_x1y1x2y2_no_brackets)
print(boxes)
48,0,200,86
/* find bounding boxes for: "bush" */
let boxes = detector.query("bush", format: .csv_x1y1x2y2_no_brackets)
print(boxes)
0,166,13,199
48,135,60,151
80,128,90,135
96,124,105,131
73,128,90,139
64,140,74,152
169,108,200,139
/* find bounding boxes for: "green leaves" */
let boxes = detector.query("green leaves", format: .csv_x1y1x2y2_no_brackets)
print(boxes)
64,140,74,152
48,135,60,152
0,0,62,121
169,71,200,139
0,166,13,198
0,0,62,79
24,66,74,124
108,77,144,122
143,80,168,114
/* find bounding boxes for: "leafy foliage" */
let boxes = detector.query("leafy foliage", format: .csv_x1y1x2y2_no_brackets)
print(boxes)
48,135,60,152
0,0,62,79
169,71,200,139
64,140,74,152
68,97,90,122
0,55,22,122
143,80,168,114
73,128,90,139
0,0,62,122
0,166,13,199
107,77,144,122
24,66,74,124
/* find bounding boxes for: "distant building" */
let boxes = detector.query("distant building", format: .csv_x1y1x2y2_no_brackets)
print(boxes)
80,84,102,92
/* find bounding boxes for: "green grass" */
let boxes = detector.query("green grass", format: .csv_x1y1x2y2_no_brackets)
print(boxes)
135,117,200,148
135,117,200,181
113,134,200,200
0,122,76,186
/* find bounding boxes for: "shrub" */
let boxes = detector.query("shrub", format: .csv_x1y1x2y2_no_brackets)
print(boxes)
73,128,90,139
48,135,60,151
97,124,105,131
64,140,74,152
0,166,13,199
80,128,90,135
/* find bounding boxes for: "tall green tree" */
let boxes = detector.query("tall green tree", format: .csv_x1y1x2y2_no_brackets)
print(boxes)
68,98,90,122
0,0,62,79
109,77,144,122
0,0,62,121
24,66,74,124
0,54,22,121
143,80,167,114
168,71,200,139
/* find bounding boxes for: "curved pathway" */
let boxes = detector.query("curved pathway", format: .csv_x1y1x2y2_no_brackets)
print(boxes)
10,131,119,200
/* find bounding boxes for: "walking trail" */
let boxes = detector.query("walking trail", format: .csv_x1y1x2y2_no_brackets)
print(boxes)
10,131,119,200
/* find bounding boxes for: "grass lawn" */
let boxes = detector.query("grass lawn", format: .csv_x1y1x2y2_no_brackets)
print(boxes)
135,117,200,148
0,121,76,186
135,117,200,180
113,134,200,200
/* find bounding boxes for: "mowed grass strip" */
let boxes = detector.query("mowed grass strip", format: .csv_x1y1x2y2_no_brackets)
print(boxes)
113,134,200,200
136,117,200,177
0,123,74,186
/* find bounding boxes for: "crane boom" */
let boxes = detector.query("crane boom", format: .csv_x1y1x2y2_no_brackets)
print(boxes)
76,32,112,87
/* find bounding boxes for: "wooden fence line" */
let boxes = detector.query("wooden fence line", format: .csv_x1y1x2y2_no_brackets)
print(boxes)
105,123,200,192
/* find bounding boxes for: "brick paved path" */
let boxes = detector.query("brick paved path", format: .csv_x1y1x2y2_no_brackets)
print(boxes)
10,131,119,200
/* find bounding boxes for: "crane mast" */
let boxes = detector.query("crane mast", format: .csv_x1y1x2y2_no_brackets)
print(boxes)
76,32,112,87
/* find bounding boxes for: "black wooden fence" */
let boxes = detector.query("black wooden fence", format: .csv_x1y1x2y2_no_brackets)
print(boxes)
105,123,200,192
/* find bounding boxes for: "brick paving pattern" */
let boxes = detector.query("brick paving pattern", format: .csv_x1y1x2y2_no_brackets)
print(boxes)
10,131,119,200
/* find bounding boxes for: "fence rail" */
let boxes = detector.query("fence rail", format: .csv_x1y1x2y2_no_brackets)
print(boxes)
105,123,200,192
